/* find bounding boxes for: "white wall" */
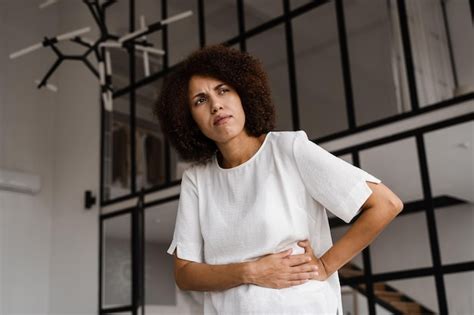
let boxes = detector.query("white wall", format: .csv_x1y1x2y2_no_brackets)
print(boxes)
48,1,100,314
0,1,100,314
0,1,58,314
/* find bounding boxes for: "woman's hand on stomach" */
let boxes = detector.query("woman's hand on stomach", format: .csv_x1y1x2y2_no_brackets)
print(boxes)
297,239,330,281
245,247,320,289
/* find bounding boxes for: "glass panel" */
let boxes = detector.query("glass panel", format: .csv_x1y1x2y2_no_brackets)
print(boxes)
135,79,166,191
360,138,424,204
375,305,392,315
370,212,432,274
230,42,241,51
106,0,130,36
105,0,132,90
170,145,191,181
205,0,239,45
405,0,473,107
377,277,439,314
143,201,179,309
332,225,365,278
424,121,474,265
341,285,395,315
445,271,474,315
341,286,366,315
168,0,200,66
102,213,132,308
107,44,131,91
291,0,312,10
345,0,409,126
135,0,164,81
144,200,204,313
103,93,132,201
435,203,474,265
244,0,283,30
246,25,293,131
443,0,474,98
292,1,347,139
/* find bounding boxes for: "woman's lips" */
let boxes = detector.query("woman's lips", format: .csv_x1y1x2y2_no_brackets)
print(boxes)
214,116,232,126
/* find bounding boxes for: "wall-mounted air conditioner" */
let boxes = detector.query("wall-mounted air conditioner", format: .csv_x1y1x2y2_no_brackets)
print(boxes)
0,168,41,195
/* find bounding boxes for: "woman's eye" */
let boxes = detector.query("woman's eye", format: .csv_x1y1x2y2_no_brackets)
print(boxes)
219,88,229,95
196,97,206,105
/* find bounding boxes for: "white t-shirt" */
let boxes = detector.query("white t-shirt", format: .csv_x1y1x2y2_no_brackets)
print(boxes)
167,130,382,315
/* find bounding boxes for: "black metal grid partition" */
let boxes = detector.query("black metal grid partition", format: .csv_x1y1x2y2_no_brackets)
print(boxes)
99,0,474,314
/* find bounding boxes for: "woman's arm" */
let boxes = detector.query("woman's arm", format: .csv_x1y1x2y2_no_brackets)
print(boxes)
173,254,251,291
319,181,404,276
173,248,315,291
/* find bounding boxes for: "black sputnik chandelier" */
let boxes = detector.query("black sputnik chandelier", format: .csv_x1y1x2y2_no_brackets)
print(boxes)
9,0,192,111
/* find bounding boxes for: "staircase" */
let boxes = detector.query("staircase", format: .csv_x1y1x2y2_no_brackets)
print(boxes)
339,263,435,314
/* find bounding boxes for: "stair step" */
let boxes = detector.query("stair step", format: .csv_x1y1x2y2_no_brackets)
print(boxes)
339,265,364,272
377,294,403,302
358,283,386,290
374,283,386,290
390,301,422,313
375,290,403,297
353,283,432,314
339,269,364,277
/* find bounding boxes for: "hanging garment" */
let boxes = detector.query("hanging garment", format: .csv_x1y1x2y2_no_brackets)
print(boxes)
145,135,164,185
112,127,129,188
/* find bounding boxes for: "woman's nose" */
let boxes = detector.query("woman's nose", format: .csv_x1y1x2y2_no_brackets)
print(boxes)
211,101,223,113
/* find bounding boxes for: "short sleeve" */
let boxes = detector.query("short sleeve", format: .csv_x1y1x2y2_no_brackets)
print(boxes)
166,168,204,262
293,130,382,223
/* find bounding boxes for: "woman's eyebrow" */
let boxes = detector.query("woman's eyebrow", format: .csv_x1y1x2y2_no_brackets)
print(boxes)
192,83,226,99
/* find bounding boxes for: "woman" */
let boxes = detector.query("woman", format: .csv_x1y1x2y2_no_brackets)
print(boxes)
154,44,404,314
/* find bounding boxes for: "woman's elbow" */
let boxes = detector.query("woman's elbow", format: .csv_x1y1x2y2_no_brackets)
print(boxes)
175,276,187,291
173,256,193,291
174,269,191,291
390,196,404,214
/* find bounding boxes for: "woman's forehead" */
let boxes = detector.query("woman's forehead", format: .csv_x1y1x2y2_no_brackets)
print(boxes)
189,74,224,86
188,75,230,96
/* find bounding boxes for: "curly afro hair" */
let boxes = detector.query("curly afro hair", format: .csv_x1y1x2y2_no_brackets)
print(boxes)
153,44,276,165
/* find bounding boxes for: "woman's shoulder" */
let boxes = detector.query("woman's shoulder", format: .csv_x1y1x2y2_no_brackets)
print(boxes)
184,160,211,175
268,130,307,151
268,129,302,141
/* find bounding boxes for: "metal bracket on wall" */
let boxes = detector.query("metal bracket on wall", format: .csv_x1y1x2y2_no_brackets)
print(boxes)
85,190,97,209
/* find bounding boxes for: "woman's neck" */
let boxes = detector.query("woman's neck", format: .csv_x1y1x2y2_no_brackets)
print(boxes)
216,132,267,169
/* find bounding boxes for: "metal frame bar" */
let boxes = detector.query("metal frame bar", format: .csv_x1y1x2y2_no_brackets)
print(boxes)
236,0,246,51
335,0,356,129
162,0,171,185
416,133,448,314
197,0,206,48
283,0,300,131
396,0,419,110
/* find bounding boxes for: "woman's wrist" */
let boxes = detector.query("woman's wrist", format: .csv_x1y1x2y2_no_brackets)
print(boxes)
319,255,334,277
240,261,257,285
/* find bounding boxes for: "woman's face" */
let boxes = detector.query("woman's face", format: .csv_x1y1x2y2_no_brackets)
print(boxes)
188,74,246,144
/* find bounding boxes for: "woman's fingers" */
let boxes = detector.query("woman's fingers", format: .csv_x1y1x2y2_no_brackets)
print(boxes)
278,248,293,257
286,254,312,267
287,271,319,281
293,264,318,273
